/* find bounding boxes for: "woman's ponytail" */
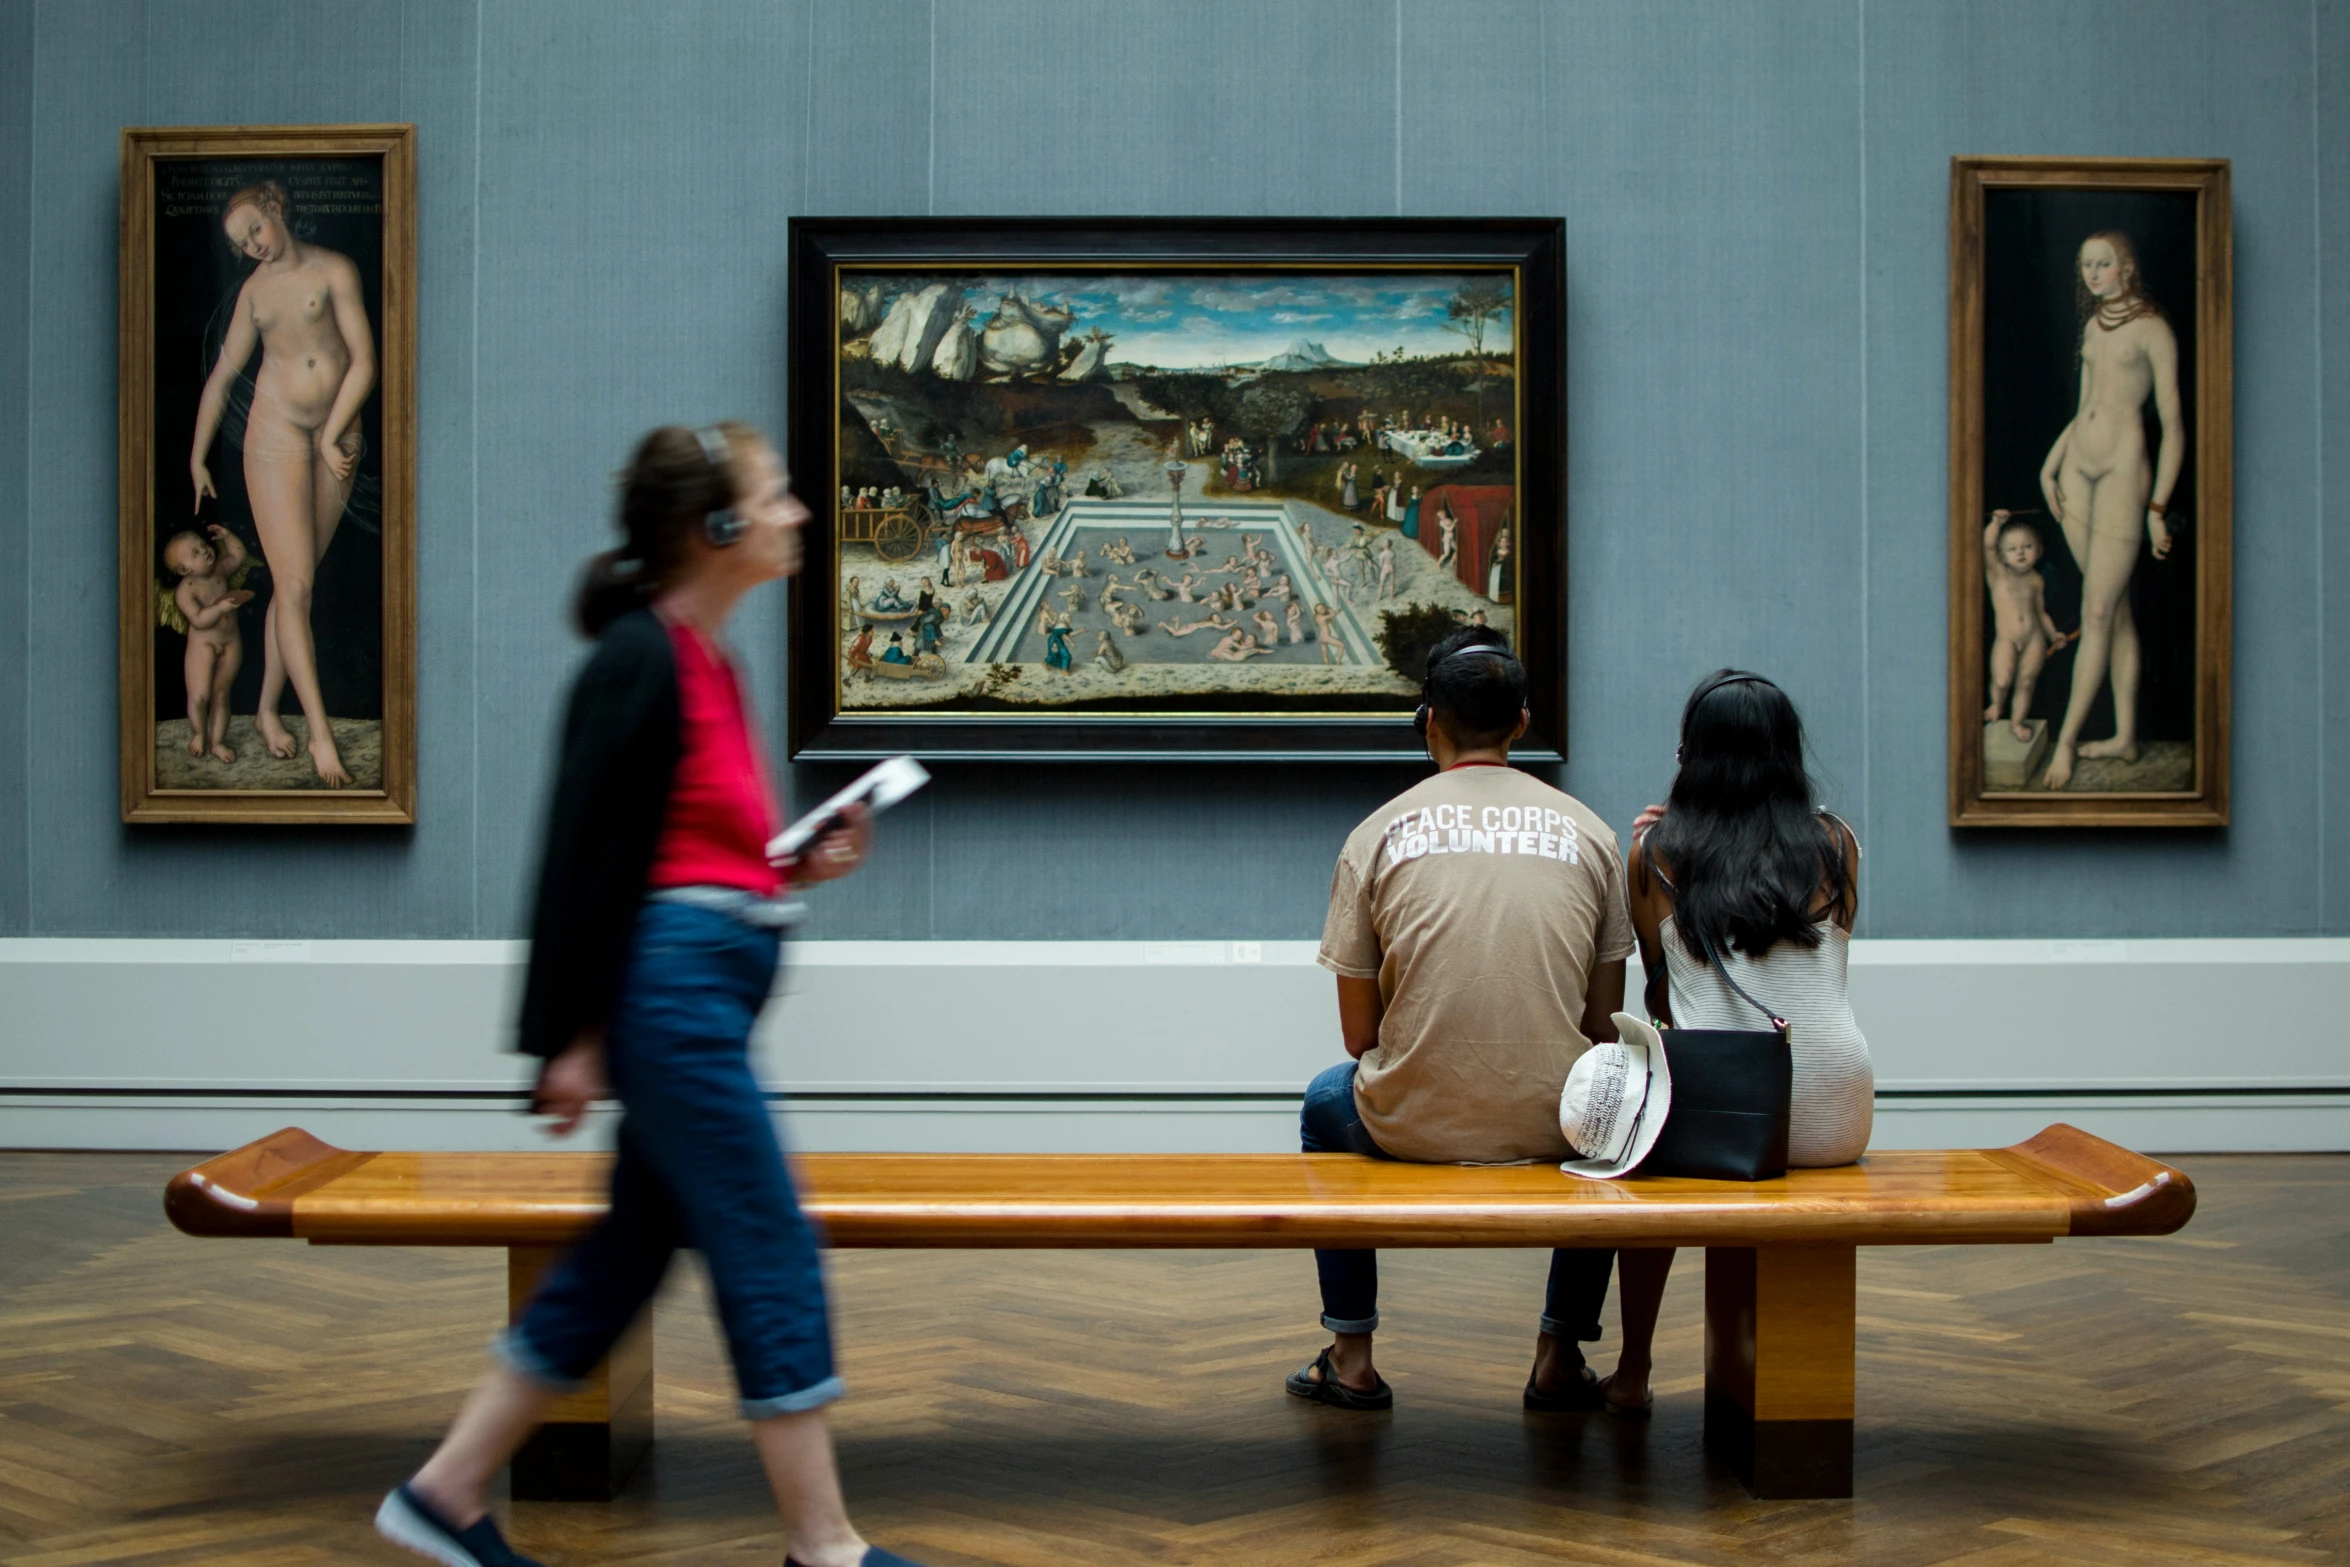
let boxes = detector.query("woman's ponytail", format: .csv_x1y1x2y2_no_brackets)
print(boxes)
572,548,649,637
571,422,748,636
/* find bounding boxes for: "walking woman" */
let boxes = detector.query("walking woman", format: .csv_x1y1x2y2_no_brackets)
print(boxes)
1602,670,1871,1415
376,424,926,1567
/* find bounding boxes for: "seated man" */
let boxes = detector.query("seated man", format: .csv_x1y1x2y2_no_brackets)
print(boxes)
1288,628,1632,1413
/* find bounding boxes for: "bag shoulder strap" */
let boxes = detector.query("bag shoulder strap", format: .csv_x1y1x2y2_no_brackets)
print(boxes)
1635,836,1672,1022
1689,923,1790,1035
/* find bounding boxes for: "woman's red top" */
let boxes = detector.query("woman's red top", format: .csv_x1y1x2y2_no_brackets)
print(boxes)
645,618,785,896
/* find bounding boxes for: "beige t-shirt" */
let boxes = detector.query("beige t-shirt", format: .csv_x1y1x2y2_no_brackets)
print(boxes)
1318,765,1635,1164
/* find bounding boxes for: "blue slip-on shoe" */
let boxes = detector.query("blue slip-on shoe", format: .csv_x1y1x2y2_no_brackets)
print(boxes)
788,1550,934,1567
375,1482,544,1567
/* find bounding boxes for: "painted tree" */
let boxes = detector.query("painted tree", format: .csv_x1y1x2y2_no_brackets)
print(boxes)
1443,280,1511,368
1233,377,1312,482
1443,279,1513,428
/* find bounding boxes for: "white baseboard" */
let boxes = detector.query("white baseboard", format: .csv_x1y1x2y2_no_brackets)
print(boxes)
3,937,2346,1153
5,1093,2341,1157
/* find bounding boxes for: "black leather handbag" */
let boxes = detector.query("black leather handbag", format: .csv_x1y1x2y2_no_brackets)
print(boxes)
1638,926,1794,1182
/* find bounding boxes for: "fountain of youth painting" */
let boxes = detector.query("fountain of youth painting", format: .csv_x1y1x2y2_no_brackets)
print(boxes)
826,269,1523,726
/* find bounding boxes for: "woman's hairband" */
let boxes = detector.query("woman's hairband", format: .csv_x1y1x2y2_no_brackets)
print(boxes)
1691,672,1774,706
693,424,731,472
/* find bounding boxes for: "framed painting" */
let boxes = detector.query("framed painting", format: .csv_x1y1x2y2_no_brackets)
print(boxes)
119,124,417,824
785,218,1565,761
1948,157,2230,827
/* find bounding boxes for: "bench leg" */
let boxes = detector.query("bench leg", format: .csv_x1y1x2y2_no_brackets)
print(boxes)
504,1244,654,1502
1703,1243,1855,1499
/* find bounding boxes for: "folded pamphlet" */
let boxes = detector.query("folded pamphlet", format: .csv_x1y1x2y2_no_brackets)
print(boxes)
765,754,931,863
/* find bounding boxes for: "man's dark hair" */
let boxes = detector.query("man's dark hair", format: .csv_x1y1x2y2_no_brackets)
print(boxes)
1422,627,1525,747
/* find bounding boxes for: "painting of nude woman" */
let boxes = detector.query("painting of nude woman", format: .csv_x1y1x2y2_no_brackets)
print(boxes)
1948,159,2231,828
119,126,416,824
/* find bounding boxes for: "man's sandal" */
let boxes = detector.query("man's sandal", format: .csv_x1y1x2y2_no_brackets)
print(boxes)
1285,1346,1393,1411
1522,1362,1608,1413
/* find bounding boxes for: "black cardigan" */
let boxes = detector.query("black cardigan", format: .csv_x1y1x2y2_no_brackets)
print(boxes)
515,609,685,1060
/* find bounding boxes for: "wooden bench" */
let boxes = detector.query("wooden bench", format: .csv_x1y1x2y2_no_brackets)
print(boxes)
166,1123,2193,1502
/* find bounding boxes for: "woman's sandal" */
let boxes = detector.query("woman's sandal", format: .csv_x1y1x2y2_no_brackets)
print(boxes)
1599,1373,1655,1418
1284,1345,1394,1411
1522,1361,1608,1412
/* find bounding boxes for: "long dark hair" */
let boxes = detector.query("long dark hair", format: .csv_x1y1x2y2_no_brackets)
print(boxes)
1646,670,1850,960
573,422,750,635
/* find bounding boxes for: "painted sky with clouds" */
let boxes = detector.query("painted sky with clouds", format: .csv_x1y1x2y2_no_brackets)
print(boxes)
872,271,1513,369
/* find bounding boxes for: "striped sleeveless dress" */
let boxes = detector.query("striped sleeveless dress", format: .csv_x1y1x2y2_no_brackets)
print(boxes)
1658,916,1874,1167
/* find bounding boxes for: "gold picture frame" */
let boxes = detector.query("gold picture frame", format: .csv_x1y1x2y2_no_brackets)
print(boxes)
1947,157,2230,828
118,124,417,824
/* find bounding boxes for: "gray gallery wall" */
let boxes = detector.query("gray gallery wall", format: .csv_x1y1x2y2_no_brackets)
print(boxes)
1,0,2345,943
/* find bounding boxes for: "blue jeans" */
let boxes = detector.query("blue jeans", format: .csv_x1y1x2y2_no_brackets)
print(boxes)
1302,1061,1615,1354
500,901,840,1419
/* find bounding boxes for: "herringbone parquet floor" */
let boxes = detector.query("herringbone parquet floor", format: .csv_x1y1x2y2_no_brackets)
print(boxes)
0,1151,2342,1566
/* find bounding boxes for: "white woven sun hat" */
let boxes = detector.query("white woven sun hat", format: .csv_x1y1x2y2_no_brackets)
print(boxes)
1558,1012,1673,1180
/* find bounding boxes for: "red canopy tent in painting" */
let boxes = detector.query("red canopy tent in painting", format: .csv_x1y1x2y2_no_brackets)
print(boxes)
1418,485,1513,600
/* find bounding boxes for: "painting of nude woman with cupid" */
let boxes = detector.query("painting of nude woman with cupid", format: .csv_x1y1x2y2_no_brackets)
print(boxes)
1948,158,2232,828
119,126,416,824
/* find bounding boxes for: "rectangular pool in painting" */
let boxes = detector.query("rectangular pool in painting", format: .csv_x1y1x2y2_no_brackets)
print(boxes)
786,221,1565,762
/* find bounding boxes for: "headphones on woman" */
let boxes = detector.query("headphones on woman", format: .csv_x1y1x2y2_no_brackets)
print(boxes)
1413,641,1521,738
1676,671,1778,759
693,425,745,547
1686,671,1774,709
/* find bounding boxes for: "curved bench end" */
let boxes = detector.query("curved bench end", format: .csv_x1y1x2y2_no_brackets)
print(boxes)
164,1128,360,1239
1999,1123,2197,1237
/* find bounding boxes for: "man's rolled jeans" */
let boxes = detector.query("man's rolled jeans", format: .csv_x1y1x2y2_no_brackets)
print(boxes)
1300,1060,1614,1359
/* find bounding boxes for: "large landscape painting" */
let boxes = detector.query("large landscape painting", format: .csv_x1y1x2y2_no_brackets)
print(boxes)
787,219,1564,761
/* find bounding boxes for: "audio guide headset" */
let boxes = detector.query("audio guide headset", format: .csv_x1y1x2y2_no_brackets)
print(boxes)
694,425,745,547
1674,671,1778,760
1413,641,1523,739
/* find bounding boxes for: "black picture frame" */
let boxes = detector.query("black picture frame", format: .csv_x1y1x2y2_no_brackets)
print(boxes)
785,217,1566,762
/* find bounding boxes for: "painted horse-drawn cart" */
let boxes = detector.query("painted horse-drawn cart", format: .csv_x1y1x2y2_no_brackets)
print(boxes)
837,500,935,565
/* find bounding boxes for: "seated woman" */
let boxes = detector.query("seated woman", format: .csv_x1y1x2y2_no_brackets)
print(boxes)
1605,669,1869,1415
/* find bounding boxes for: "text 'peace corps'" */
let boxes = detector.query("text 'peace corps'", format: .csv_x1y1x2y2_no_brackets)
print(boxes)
1382,804,1583,866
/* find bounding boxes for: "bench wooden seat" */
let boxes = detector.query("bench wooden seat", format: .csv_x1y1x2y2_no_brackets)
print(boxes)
166,1124,2193,1502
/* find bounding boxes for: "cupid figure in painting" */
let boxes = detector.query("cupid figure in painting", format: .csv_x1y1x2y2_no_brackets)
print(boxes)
2035,231,2180,790
189,180,377,788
